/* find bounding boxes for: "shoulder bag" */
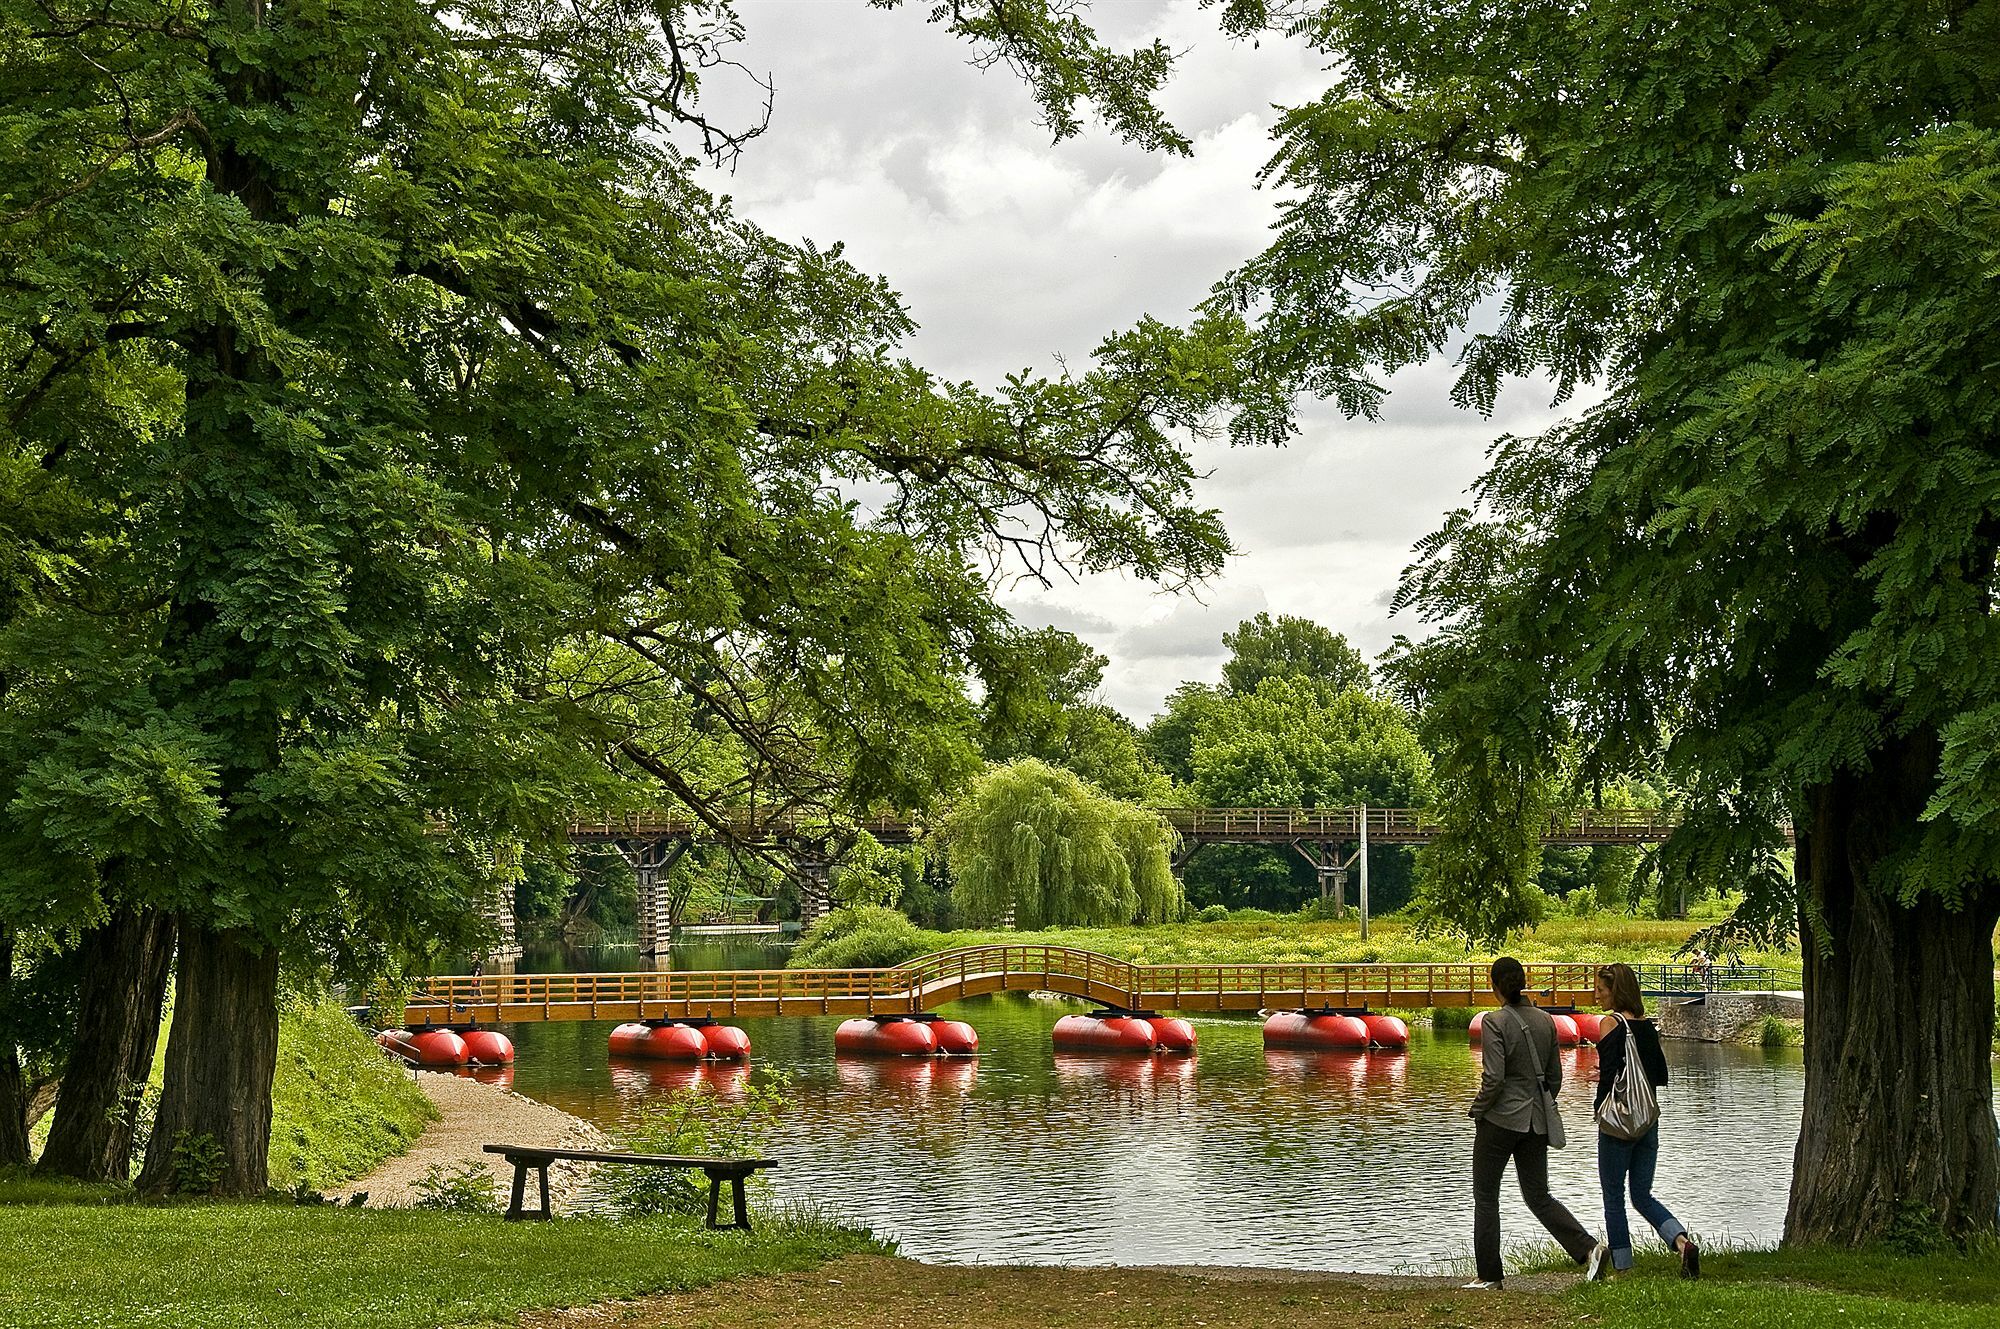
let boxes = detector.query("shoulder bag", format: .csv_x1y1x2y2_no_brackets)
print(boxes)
1594,1014,1661,1141
1504,1003,1566,1149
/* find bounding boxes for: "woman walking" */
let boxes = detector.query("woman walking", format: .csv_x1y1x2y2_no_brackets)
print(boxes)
1591,961,1699,1280
1464,956,1604,1290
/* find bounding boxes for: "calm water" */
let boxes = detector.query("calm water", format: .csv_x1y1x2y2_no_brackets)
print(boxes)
494,938,1808,1272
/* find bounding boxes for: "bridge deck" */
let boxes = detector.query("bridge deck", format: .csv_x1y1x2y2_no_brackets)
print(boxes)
566,806,1690,847
399,947,1600,1025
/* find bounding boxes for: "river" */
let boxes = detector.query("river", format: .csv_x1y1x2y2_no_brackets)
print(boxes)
497,936,1808,1272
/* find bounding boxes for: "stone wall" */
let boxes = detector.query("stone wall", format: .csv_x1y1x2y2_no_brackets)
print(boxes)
1657,991,1805,1044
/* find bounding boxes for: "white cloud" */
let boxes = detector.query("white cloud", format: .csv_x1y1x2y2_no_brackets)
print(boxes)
699,1,1587,720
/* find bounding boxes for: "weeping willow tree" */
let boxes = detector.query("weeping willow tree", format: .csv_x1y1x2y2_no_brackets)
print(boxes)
944,760,1179,930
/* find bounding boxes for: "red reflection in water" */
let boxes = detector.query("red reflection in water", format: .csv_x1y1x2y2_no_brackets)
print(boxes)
833,1055,976,1101
458,1064,515,1090
1263,1049,1408,1093
608,1058,750,1096
1052,1051,1195,1094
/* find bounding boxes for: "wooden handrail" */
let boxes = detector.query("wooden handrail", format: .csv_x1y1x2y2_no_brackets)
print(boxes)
398,946,1601,1022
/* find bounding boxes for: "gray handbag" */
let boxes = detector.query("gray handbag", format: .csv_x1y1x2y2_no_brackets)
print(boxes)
1594,1013,1661,1141
1504,1004,1566,1149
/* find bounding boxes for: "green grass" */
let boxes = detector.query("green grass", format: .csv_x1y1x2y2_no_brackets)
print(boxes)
1569,1243,2000,1328
918,912,1796,971
0,1186,881,1329
265,999,438,1192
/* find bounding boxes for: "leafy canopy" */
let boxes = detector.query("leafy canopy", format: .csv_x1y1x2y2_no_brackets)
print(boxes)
944,758,1180,929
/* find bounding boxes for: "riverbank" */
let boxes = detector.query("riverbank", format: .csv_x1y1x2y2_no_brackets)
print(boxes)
327,1071,609,1208
516,1245,2000,1329
791,909,1798,974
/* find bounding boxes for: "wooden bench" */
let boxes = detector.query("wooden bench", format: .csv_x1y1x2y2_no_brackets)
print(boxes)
481,1144,776,1229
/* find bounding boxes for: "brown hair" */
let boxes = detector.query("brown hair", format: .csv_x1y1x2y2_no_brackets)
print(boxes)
1491,956,1528,1005
1598,962,1645,1017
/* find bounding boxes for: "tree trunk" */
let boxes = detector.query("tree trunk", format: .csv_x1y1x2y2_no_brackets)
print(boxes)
35,907,177,1181
1787,738,2000,1244
137,924,280,1197
0,925,28,1166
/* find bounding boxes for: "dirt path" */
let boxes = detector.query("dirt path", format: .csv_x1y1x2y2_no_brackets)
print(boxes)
329,1071,608,1209
519,1254,1574,1329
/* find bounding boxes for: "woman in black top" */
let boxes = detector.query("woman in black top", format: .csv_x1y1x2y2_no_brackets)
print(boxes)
1590,962,1698,1280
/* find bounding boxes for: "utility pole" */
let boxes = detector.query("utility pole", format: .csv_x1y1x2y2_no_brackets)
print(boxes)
1358,804,1371,941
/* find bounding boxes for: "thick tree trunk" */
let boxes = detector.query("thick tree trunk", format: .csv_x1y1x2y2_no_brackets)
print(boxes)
0,925,28,1167
35,907,177,1181
1787,739,2000,1244
137,924,279,1196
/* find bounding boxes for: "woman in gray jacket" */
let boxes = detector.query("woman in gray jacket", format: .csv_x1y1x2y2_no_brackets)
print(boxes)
1464,956,1605,1289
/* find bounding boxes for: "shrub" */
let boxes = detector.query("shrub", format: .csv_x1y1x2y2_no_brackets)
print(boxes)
410,1161,499,1214
603,1076,788,1220
1194,904,1230,923
1228,907,1282,923
1758,1015,1802,1047
788,907,937,970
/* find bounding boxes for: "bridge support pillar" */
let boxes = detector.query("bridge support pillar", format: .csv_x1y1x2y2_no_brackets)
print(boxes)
624,839,690,958
1291,839,1360,918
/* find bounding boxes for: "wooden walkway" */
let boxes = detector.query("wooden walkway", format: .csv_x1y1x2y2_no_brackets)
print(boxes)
401,945,1598,1025
566,806,1683,847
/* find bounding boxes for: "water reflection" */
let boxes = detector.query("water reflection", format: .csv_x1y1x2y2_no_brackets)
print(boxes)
498,936,1831,1272
608,1059,749,1100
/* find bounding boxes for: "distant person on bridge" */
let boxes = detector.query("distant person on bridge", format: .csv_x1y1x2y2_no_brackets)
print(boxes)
1463,956,1605,1290
1591,962,1699,1281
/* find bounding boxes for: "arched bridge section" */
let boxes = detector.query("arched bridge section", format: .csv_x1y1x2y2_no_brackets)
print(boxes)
400,945,1600,1026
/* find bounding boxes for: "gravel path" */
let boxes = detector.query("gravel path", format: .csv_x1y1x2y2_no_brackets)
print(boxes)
328,1071,609,1210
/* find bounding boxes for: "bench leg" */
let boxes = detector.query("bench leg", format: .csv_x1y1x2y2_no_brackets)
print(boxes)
507,1162,526,1221
732,1175,750,1231
706,1174,722,1229
536,1164,551,1220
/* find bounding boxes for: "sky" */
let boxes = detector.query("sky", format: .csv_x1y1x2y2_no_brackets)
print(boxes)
694,0,1575,721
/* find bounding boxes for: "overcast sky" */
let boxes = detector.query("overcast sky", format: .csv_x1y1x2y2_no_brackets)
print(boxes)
696,1,1572,721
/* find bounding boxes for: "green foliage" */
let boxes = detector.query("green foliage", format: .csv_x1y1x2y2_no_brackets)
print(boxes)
1219,613,1371,697
944,760,1180,930
827,833,911,912
787,907,941,971
266,998,436,1192
409,1161,500,1216
603,1076,786,1220
0,0,1280,1177
978,628,1171,801
164,1132,224,1198
1189,679,1431,809
1143,682,1226,786
1193,904,1230,923
1758,1015,1803,1049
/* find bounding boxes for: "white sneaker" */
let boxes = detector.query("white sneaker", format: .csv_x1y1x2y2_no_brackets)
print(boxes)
1460,1279,1503,1290
1584,1241,1610,1282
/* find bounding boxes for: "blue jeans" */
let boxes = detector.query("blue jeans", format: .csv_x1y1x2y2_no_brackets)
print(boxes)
1598,1127,1687,1270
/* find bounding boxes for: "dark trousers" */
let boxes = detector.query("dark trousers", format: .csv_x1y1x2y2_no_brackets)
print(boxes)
1473,1119,1597,1283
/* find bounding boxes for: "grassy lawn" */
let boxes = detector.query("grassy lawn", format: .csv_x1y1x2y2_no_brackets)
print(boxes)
0,1178,880,1329
267,998,438,1192
1570,1244,2000,1328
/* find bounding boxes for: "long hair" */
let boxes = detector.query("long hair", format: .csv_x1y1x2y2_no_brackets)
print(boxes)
1491,956,1527,1005
1598,962,1645,1016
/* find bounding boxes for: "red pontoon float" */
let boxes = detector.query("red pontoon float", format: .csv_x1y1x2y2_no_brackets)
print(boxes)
1051,1013,1157,1053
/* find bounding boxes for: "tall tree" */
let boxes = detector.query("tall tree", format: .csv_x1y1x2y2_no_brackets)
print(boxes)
979,627,1171,800
1219,612,1370,696
1218,0,2000,1243
2,2,1271,1193
944,758,1180,929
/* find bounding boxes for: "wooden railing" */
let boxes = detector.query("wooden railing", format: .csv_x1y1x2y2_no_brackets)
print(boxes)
564,806,1690,847
398,945,1601,1024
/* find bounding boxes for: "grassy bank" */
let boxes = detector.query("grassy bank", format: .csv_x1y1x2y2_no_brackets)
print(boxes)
267,998,438,1191
0,1177,880,1329
793,908,1796,974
